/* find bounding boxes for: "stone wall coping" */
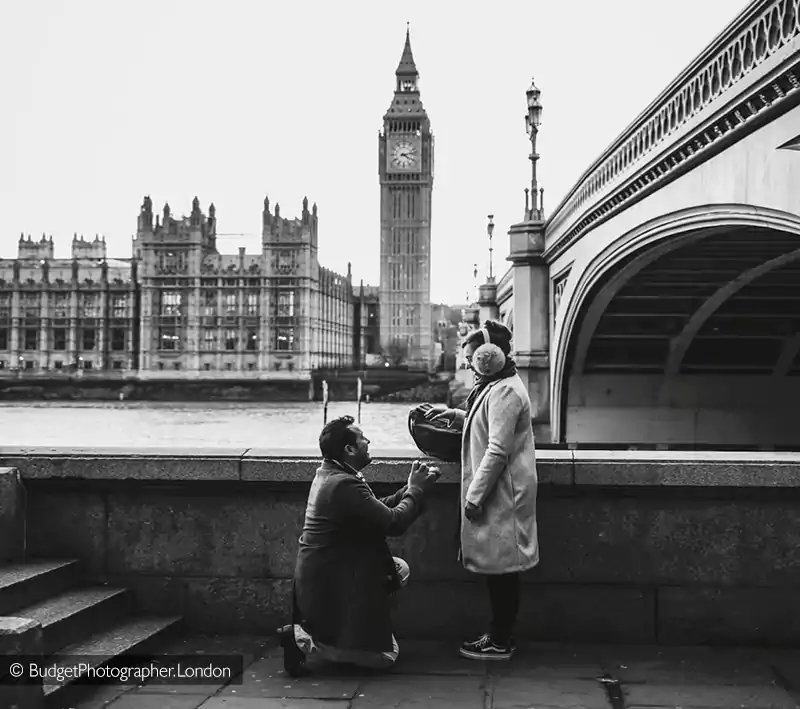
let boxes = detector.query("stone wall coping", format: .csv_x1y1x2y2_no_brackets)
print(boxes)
1,446,799,487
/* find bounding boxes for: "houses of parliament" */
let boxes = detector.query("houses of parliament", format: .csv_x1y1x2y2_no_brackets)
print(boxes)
1,30,438,380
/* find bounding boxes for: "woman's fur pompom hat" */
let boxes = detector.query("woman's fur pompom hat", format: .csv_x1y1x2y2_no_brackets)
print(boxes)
469,321,512,377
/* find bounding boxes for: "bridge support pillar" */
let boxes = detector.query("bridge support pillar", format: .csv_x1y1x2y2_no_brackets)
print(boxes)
508,219,551,442
477,280,499,323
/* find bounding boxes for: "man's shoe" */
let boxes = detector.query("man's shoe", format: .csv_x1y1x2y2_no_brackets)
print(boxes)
277,625,310,677
458,633,514,660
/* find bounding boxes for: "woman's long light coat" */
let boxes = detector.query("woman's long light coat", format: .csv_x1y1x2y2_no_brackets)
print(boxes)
456,374,539,575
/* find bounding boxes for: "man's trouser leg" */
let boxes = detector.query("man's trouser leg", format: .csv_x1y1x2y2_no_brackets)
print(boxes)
294,557,409,669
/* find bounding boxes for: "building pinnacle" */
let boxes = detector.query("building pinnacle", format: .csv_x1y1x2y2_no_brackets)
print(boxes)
396,24,418,76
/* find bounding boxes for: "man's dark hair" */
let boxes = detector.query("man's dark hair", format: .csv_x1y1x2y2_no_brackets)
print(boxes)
461,319,512,356
319,415,359,461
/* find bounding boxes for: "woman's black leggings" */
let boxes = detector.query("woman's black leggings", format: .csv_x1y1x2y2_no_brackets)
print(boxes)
486,573,520,644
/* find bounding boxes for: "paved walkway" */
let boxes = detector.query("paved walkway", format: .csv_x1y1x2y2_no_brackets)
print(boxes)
73,634,800,708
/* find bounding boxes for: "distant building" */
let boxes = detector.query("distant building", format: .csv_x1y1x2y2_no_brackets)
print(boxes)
353,282,381,368
378,28,435,369
0,234,137,374
431,303,464,371
0,197,357,380
1,27,456,380
133,195,353,377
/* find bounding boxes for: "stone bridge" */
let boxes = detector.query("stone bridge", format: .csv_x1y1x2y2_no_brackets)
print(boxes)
487,0,800,449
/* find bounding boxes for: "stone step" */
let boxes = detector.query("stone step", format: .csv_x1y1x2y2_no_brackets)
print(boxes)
0,559,80,616
43,615,183,707
18,586,132,655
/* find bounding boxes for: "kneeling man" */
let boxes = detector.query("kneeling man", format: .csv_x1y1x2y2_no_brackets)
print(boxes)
279,415,439,676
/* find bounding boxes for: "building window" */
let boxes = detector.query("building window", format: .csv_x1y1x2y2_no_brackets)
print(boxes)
277,291,295,317
53,294,68,318
275,327,295,350
81,329,96,351
158,362,164,370
224,330,237,350
203,362,212,371
83,361,92,370
202,329,217,351
246,329,257,351
160,291,181,316
224,293,237,314
201,290,217,316
23,293,40,318
158,250,186,274
112,360,123,369
24,360,34,370
247,362,256,371
24,329,38,350
54,360,62,369
112,294,127,318
111,328,125,350
80,293,99,318
158,327,179,350
0,329,7,350
173,362,181,371
53,329,66,350
246,291,259,316
225,362,233,371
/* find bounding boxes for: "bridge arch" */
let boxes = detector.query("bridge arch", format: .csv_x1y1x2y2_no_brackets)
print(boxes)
553,204,800,447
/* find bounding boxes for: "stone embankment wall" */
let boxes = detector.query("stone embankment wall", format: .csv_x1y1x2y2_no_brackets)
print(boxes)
2,447,800,646
0,377,314,402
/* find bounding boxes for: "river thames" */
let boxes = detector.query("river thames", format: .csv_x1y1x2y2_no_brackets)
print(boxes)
0,401,420,452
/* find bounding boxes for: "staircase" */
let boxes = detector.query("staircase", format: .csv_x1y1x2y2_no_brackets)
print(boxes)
0,558,182,708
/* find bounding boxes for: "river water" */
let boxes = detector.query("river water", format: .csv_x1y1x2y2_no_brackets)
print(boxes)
0,401,421,452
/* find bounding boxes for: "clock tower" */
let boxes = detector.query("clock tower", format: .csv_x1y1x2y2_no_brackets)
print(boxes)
378,27,434,369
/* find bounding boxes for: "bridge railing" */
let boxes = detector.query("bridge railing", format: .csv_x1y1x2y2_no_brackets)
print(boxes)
544,0,800,257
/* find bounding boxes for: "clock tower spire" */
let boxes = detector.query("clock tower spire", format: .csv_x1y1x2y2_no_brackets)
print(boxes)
378,26,435,370
395,25,418,89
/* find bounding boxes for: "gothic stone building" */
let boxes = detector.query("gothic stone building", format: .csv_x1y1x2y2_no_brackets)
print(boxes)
378,29,435,369
0,235,137,374
133,196,354,376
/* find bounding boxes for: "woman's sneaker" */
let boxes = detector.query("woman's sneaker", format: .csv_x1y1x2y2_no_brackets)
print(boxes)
458,633,514,660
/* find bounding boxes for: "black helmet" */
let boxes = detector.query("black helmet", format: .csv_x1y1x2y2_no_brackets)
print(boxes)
407,403,462,463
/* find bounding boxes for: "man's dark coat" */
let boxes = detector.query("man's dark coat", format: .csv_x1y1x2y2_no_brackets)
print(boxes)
293,459,425,653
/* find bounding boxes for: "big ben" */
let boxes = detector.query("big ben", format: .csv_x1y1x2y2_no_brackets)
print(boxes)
378,27,434,369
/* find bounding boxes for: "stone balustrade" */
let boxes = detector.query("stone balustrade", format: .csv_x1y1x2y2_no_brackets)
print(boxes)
545,0,800,257
2,447,800,646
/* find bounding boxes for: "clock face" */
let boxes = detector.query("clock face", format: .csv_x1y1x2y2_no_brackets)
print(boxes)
390,139,419,169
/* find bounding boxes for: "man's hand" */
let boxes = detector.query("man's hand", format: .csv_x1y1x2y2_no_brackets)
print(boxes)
408,459,441,494
423,405,456,425
464,501,483,521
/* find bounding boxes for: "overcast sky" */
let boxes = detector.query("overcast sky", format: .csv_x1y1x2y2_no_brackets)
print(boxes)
1,0,748,303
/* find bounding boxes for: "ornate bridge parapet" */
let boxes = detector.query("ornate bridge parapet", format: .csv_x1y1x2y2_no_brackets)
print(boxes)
544,0,800,261
496,0,800,446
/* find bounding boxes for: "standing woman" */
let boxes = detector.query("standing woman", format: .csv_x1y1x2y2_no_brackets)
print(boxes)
426,319,539,659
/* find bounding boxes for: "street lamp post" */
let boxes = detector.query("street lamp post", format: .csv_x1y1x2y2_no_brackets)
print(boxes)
525,78,543,221
487,214,495,282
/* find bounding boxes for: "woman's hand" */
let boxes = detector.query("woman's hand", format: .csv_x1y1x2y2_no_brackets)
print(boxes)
424,405,456,425
464,501,483,521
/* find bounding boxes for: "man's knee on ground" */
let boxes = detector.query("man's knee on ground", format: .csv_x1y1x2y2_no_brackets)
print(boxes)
393,557,410,588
